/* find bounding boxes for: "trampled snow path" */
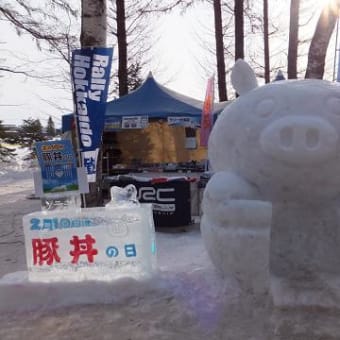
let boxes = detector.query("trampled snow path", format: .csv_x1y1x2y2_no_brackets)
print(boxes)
0,177,272,340
0,178,40,278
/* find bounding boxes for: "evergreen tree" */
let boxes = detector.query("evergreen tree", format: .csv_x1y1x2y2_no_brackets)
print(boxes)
46,116,56,137
0,120,6,140
19,118,45,149
0,120,16,162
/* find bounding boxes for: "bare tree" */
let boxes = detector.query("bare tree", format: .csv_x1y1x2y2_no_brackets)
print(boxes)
115,0,128,96
0,1,78,115
263,0,270,83
213,0,227,101
80,0,107,207
81,0,106,47
305,0,340,79
288,0,300,79
108,0,161,97
234,0,244,61
0,1,77,63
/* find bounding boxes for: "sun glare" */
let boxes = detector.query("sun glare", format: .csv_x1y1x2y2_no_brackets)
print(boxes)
314,0,339,16
317,0,336,8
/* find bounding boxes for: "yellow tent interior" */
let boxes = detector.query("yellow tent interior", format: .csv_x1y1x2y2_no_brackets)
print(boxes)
102,121,207,171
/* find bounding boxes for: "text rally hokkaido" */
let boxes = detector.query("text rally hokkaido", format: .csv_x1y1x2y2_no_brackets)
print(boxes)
73,54,110,148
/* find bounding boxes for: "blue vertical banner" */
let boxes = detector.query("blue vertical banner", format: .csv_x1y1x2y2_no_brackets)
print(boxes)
71,47,113,182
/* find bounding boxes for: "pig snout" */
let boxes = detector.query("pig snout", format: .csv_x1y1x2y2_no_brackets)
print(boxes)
260,116,338,164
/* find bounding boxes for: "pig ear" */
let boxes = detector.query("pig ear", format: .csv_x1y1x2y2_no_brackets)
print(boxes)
231,59,258,95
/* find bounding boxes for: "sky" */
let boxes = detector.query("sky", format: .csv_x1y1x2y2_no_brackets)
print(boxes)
0,1,336,129
0,21,73,128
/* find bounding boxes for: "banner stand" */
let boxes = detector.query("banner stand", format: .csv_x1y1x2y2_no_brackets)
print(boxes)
33,167,88,212
67,48,87,208
72,107,87,209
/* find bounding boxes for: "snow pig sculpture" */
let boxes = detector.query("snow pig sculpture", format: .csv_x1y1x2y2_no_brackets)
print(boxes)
201,59,340,308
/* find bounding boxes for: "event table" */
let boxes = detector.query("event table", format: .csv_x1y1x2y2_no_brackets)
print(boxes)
102,173,199,228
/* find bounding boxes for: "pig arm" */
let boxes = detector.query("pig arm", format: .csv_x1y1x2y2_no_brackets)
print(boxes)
201,171,272,227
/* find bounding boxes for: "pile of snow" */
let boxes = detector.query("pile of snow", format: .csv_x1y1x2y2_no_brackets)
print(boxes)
0,146,36,184
0,146,273,339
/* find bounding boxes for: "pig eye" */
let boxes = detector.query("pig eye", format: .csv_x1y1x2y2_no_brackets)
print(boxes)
255,99,275,118
327,97,340,115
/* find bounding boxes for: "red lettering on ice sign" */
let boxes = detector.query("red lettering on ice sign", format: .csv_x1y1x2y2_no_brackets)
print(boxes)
32,237,61,266
69,234,98,264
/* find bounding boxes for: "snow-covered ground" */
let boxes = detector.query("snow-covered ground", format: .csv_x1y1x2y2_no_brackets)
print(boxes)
0,149,271,340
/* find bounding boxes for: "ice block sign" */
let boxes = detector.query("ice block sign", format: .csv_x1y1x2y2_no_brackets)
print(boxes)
35,140,79,194
23,187,156,282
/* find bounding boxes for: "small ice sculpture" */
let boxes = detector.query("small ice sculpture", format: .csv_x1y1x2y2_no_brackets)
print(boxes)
201,59,340,308
106,184,139,207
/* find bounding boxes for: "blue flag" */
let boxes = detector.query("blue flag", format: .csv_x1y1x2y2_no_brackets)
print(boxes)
71,47,113,182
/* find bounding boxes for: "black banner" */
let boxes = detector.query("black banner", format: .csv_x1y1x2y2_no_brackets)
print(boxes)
108,178,192,227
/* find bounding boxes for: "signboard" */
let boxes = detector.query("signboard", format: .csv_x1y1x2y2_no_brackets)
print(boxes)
23,204,156,282
104,116,121,131
35,140,79,195
167,116,200,127
71,47,113,182
121,116,149,129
